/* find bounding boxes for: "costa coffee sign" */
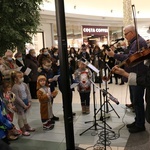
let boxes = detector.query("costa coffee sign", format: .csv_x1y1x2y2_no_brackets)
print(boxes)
82,25,108,36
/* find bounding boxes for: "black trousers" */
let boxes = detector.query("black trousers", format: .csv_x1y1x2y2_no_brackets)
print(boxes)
79,92,90,106
29,81,37,99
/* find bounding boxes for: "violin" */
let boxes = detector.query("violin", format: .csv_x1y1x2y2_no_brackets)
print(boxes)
102,48,150,81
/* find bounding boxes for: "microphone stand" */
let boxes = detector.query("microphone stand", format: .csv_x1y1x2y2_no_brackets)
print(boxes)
96,52,120,121
79,58,113,136
95,77,120,121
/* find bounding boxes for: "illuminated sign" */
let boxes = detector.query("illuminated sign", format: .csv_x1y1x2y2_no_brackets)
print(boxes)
82,25,108,36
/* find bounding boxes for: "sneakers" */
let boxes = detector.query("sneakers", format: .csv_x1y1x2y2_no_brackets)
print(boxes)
43,121,54,130
51,115,59,121
48,119,55,124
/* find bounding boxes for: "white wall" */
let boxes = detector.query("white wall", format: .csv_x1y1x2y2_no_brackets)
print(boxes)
39,23,54,48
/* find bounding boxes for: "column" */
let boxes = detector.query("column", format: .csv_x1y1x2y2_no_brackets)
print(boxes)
39,23,55,48
123,0,133,26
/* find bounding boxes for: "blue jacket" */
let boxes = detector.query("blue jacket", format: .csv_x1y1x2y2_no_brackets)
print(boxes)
0,94,13,139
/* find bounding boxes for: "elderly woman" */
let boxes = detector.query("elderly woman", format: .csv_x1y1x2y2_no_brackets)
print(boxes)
1,50,18,81
25,49,39,99
14,52,30,84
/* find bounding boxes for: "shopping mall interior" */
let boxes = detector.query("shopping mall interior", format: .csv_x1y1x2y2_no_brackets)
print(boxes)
7,0,150,150
26,0,150,55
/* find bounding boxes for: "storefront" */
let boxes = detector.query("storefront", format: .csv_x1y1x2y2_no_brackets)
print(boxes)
82,25,109,48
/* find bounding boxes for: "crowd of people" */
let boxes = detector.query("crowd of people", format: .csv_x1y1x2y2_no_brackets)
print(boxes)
0,24,150,147
0,41,126,144
0,47,61,145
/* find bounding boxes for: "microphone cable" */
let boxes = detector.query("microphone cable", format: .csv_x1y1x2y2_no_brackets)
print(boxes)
86,84,130,149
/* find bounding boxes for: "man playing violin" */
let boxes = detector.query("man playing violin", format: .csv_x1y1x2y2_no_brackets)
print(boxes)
112,59,150,128
106,25,149,133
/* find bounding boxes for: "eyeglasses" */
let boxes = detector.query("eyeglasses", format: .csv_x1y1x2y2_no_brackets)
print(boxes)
124,31,131,36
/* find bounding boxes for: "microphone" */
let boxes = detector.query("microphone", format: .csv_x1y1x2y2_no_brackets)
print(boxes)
102,89,119,105
109,95,119,105
115,38,124,42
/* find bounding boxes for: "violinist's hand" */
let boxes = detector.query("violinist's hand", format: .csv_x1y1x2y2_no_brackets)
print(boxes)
112,66,129,78
105,50,114,57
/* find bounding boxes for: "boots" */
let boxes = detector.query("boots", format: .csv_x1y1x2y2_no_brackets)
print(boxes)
24,124,35,132
85,106,90,114
20,126,30,136
82,106,86,114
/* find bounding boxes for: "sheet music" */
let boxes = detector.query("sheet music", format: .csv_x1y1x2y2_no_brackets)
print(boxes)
16,66,22,71
87,63,99,74
16,66,31,76
80,57,99,74
70,83,79,89
52,75,60,80
24,67,31,76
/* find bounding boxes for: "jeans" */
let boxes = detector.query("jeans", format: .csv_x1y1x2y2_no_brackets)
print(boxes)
130,85,145,127
23,98,28,106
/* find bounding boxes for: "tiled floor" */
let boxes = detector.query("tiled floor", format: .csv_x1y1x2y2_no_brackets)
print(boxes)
10,80,136,150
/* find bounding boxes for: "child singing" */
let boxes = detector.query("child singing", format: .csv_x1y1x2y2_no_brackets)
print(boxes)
37,75,56,130
11,71,35,136
2,81,20,140
74,61,92,114
0,92,13,144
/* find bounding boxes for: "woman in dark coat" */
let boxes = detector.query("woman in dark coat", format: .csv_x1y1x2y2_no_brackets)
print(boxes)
14,52,30,84
25,49,39,99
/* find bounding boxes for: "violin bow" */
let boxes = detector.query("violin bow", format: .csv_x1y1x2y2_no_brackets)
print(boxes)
131,5,140,52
